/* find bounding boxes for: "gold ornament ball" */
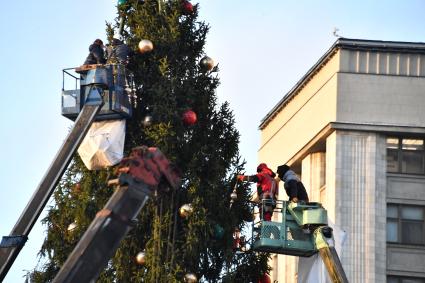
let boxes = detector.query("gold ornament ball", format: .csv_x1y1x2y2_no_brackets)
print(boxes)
67,222,77,231
200,56,214,71
136,251,146,265
179,203,193,218
184,273,198,283
138,39,154,53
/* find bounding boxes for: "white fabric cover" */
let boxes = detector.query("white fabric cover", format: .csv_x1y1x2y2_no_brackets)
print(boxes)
297,220,347,283
78,120,126,170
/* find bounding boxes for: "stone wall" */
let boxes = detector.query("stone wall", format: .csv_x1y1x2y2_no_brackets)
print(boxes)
326,130,387,282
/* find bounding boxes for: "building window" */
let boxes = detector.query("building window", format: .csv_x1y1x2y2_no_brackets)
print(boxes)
387,204,425,245
387,275,425,283
386,137,425,174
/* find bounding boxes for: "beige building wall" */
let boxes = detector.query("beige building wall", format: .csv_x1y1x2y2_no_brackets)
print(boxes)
258,52,339,167
259,39,425,282
337,73,425,126
301,152,326,202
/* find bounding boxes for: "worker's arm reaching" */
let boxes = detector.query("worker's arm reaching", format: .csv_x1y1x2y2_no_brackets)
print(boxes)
237,174,260,183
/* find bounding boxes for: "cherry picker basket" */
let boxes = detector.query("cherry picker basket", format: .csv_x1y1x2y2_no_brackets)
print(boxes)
61,64,133,121
251,200,328,257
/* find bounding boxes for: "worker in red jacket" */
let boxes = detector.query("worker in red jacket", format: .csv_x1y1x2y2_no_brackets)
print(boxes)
237,163,277,221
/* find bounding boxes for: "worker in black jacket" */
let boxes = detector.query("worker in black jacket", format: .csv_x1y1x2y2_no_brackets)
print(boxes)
276,165,309,203
84,39,106,65
106,38,133,64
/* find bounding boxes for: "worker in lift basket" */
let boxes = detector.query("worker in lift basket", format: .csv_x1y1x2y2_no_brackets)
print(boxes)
237,163,277,221
106,37,133,65
84,39,106,65
276,164,309,203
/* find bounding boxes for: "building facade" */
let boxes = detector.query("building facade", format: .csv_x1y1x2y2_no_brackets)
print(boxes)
258,38,425,282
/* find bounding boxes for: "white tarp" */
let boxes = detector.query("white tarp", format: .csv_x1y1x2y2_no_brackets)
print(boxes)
78,120,126,170
297,220,347,283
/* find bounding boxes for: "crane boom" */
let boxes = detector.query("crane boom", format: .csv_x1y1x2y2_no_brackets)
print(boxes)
0,97,103,280
53,146,180,282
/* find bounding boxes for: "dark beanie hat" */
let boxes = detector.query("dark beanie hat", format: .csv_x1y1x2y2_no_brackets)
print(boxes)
94,39,103,45
276,165,290,178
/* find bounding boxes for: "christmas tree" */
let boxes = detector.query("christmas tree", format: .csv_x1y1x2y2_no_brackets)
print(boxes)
30,0,269,281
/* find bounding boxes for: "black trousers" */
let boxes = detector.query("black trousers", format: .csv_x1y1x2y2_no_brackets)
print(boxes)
284,180,309,202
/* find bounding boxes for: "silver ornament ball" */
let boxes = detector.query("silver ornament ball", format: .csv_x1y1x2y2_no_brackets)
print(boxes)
142,115,153,127
184,273,198,283
230,191,237,200
200,56,214,71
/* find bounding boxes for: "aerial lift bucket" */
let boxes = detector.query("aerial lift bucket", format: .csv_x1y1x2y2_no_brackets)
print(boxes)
61,63,133,121
251,200,348,283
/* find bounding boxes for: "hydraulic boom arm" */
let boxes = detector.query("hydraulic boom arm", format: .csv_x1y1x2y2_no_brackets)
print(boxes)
314,227,349,283
0,98,103,281
53,146,180,283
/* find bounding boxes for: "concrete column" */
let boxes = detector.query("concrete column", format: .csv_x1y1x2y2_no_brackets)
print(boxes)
277,153,327,283
326,130,386,282
302,152,326,202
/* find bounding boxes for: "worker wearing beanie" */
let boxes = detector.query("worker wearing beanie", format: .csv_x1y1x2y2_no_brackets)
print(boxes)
276,165,309,203
84,39,106,65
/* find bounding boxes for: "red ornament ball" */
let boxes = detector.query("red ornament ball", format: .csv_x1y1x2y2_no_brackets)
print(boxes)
73,183,81,194
182,110,197,126
182,1,193,14
258,273,271,283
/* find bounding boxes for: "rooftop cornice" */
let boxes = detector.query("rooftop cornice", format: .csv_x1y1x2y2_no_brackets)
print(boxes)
259,38,425,129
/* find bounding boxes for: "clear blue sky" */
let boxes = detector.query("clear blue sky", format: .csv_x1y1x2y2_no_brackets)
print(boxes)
1,1,424,281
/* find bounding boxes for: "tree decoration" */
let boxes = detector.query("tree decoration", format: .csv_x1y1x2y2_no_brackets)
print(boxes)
229,187,237,209
142,115,153,127
182,1,194,14
199,56,214,71
179,203,193,218
258,273,271,283
138,39,154,53
135,251,146,265
67,222,77,232
182,109,197,126
232,228,241,250
213,224,224,240
72,183,81,194
184,273,197,283
230,190,237,201
118,0,127,5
